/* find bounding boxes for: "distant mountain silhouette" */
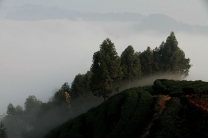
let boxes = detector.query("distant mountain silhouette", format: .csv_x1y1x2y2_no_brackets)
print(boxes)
4,4,208,34
135,14,208,34
4,4,145,22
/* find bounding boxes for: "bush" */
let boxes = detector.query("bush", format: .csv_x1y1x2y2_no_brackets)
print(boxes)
119,90,153,138
155,97,181,138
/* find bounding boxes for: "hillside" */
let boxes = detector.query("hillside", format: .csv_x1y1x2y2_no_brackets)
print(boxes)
45,88,153,138
45,79,208,138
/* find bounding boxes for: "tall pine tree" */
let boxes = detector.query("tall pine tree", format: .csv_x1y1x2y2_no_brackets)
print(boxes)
138,47,154,76
71,71,92,97
71,74,85,97
121,45,142,86
90,38,122,100
158,32,191,78
6,103,15,117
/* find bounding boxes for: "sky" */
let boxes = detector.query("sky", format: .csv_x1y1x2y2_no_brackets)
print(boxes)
0,0,208,115
1,0,208,25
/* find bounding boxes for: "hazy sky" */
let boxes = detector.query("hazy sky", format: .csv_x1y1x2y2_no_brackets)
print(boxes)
1,0,208,25
0,0,208,115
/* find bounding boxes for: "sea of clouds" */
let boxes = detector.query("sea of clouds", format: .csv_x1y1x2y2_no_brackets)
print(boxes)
0,19,207,115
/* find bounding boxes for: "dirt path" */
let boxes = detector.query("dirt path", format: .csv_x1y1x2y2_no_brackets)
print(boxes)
140,95,171,138
156,95,171,114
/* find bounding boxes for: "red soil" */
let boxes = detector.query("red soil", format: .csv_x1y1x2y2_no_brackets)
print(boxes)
186,95,208,114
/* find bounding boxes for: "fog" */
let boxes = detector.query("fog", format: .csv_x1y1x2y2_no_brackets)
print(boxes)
1,19,208,116
2,0,208,25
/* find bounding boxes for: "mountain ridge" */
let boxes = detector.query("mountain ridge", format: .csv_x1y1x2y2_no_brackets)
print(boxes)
3,4,208,34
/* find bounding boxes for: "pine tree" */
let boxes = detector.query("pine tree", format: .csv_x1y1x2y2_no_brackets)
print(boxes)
152,42,165,73
71,71,92,98
121,45,142,87
158,32,191,78
61,82,70,93
24,95,42,111
53,89,66,104
0,121,7,138
138,47,154,76
71,74,85,97
6,103,15,116
82,71,92,94
90,38,123,100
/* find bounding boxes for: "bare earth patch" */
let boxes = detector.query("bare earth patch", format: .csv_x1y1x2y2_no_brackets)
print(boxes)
156,95,171,114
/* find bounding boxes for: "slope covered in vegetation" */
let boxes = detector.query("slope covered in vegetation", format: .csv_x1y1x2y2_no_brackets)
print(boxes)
45,79,208,138
45,88,153,138
148,79,208,138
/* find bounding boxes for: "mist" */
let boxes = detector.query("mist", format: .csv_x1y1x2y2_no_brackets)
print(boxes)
1,93,103,138
1,19,208,116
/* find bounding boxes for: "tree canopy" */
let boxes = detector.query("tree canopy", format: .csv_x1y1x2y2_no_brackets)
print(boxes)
138,47,154,76
154,32,191,78
71,74,85,97
164,32,190,76
61,82,70,93
71,71,92,97
137,32,191,78
90,38,123,100
24,95,42,112
6,104,15,117
121,45,142,83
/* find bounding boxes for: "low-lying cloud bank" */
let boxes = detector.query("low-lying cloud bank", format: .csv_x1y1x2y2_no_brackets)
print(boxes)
0,19,208,115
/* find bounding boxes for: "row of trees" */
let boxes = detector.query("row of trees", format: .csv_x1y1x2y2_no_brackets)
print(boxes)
0,81,102,138
0,32,191,138
3,32,190,115
1,96,51,138
89,32,191,100
19,31,191,128
138,32,190,77
54,32,190,101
